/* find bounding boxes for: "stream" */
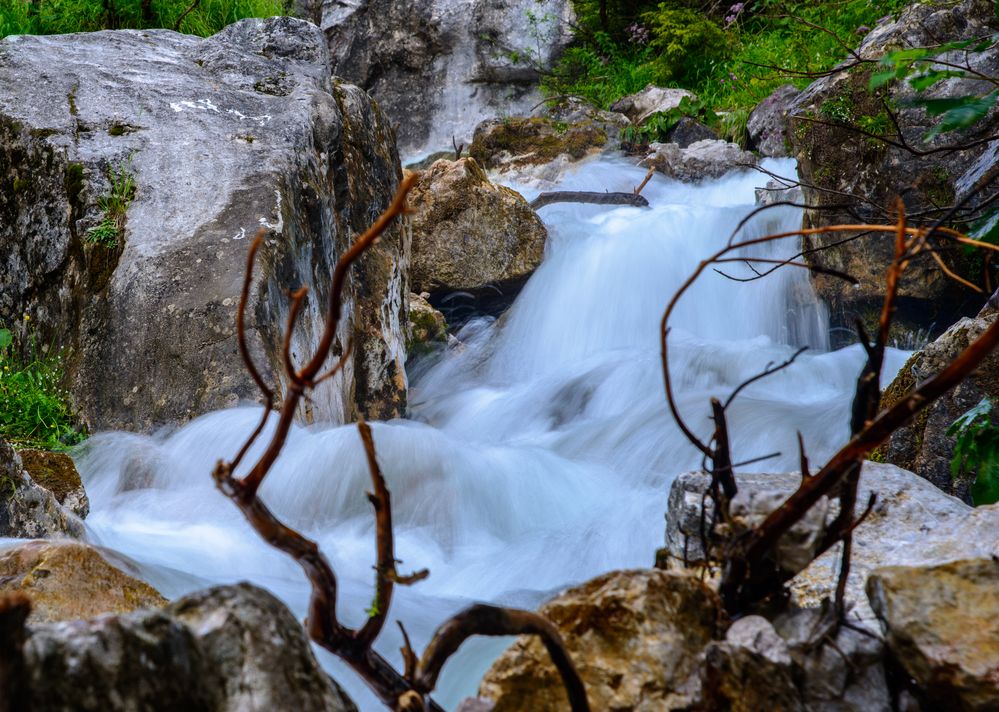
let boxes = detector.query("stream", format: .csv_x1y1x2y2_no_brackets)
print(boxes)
74,157,908,710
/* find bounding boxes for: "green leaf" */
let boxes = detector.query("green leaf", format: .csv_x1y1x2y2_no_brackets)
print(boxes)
971,463,999,505
920,91,999,139
869,70,899,90
970,208,999,245
0,329,10,351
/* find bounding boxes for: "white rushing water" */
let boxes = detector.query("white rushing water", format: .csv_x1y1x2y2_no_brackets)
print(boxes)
74,157,907,710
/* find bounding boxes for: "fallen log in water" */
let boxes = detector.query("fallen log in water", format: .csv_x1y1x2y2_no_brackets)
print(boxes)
529,191,650,210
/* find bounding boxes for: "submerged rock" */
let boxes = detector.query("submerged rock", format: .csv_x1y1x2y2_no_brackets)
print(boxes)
408,158,547,307
868,558,999,710
478,569,722,711
643,139,758,182
0,439,82,540
664,463,997,624
0,540,166,623
17,449,88,518
11,582,356,711
0,17,408,431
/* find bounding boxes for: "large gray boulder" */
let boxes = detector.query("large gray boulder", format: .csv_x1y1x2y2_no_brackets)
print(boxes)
786,0,999,343
0,440,82,540
747,84,799,157
664,462,999,624
5,582,357,711
643,139,758,182
323,0,574,156
0,18,409,431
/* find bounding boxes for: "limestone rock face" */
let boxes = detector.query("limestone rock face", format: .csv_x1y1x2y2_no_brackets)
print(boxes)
408,158,547,297
785,0,999,342
643,139,758,182
469,117,607,174
17,449,88,518
665,463,997,624
0,17,408,431
0,540,166,623
868,558,999,711
323,0,574,155
610,85,697,124
747,84,799,157
0,439,82,540
879,294,999,503
478,569,722,711
14,582,357,711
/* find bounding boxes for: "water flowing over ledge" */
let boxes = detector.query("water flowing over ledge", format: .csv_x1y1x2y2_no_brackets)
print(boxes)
74,157,909,709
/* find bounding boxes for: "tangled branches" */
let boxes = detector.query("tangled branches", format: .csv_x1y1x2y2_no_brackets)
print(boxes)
213,175,589,711
662,202,999,617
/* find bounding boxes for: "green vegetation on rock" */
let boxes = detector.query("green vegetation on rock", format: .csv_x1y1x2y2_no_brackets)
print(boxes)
0,326,84,450
85,160,136,247
0,0,284,38
947,397,999,506
544,0,908,135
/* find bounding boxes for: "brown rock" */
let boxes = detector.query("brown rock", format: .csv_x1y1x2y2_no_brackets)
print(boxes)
0,540,166,623
867,558,999,710
469,117,607,172
17,449,88,518
478,569,722,711
409,158,547,295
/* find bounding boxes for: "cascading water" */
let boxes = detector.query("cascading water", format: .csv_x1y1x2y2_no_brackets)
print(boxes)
74,157,908,710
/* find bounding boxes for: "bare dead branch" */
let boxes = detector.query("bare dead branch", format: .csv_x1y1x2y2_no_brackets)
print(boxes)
634,167,655,196
412,604,591,712
530,191,650,210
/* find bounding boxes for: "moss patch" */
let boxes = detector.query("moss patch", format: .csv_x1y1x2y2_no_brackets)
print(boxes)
469,117,607,169
17,449,81,505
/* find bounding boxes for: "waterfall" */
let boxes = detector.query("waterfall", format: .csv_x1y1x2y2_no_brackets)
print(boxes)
74,157,909,709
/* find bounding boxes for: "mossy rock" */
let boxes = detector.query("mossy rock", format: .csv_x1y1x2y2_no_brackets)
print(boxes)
18,449,89,518
469,117,607,169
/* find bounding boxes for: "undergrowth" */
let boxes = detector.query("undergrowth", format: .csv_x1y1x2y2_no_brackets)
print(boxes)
0,0,284,38
0,325,84,451
86,160,136,248
545,0,909,142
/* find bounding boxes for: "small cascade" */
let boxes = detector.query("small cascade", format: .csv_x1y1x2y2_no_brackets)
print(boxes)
75,157,909,709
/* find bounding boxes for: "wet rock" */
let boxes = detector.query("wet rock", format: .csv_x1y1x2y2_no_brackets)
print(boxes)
408,158,547,302
700,637,804,712
878,295,999,503
665,463,997,624
0,439,82,539
323,0,574,155
478,569,722,711
469,117,607,174
755,179,804,207
868,558,999,710
664,116,718,148
15,582,356,711
0,18,408,431
17,449,88,518
539,97,630,144
786,0,999,342
407,292,448,356
610,85,697,124
747,84,800,157
0,540,166,623
643,139,758,182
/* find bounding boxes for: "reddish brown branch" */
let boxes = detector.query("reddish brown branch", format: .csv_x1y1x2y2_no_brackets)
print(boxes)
412,604,591,712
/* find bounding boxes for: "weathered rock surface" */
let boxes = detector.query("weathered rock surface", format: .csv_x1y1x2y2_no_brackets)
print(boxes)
478,569,722,711
408,158,547,302
747,84,800,157
756,178,804,207
663,116,718,148
664,463,999,623
868,558,999,711
407,292,448,357
0,18,408,431
17,449,88,518
786,0,999,343
879,293,999,503
610,85,697,125
9,582,356,711
469,117,607,175
0,540,166,623
643,139,758,182
323,0,574,155
0,440,82,540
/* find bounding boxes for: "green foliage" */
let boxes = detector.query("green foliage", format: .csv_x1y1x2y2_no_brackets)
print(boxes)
0,326,84,451
820,95,853,123
869,36,999,140
947,397,999,506
642,4,732,83
85,160,136,247
620,94,715,145
0,0,284,39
